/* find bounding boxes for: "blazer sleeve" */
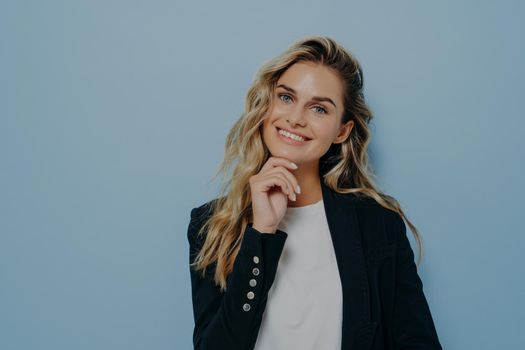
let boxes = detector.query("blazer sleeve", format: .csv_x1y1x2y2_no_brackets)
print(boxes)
187,204,288,350
391,212,443,350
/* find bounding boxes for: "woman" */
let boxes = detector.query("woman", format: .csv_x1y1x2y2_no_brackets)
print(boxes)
187,36,442,350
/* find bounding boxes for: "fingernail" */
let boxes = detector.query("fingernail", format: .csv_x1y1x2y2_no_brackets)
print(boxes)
291,162,298,169
292,193,296,201
296,185,301,194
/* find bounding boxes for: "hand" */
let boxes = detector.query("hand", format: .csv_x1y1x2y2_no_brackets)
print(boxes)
249,156,301,234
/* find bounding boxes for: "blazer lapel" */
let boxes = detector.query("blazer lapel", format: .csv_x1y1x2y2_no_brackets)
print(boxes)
320,180,377,349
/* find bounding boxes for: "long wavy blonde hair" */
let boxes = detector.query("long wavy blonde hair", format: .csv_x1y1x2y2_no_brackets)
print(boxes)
191,35,424,292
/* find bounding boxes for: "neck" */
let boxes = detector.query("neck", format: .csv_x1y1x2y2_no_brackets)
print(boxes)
287,160,322,207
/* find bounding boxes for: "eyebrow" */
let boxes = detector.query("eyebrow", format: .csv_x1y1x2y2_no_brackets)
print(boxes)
276,84,338,109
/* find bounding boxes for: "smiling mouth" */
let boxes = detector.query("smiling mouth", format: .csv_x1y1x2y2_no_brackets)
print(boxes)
276,127,312,142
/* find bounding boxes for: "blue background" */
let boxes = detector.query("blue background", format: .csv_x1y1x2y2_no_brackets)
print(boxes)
1,1,524,349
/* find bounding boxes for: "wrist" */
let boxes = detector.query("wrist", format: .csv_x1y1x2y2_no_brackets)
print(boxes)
252,223,277,234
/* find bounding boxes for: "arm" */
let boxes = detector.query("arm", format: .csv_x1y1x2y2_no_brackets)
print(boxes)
391,212,443,350
187,204,287,350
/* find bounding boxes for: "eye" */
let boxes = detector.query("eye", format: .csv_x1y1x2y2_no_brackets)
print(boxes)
278,93,293,103
313,105,327,114
278,93,327,115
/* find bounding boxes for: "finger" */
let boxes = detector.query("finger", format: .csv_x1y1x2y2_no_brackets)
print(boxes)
258,175,290,196
255,175,295,201
260,156,298,174
266,173,296,201
266,166,301,194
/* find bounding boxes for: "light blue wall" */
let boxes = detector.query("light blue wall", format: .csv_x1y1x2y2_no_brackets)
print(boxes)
1,1,523,349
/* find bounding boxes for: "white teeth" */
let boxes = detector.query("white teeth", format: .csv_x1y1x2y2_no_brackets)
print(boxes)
278,129,306,142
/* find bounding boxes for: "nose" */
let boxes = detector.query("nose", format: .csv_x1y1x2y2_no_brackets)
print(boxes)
286,106,307,127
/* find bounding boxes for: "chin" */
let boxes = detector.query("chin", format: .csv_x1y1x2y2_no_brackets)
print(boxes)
269,149,294,160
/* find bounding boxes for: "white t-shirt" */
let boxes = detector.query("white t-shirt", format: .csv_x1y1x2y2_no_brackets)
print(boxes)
253,199,343,350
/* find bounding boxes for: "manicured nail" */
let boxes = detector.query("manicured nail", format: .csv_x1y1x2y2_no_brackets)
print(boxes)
290,162,298,169
296,185,301,194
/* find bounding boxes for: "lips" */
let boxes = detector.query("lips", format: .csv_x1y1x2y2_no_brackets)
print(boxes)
276,127,312,140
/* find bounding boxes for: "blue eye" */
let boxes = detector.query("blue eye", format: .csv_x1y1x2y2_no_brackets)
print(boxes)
278,93,327,115
279,94,292,103
313,105,327,114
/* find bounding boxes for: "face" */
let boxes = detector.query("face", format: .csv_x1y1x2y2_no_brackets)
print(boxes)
261,61,354,166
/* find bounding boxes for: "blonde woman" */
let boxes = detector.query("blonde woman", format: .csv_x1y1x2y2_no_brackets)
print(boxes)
187,36,442,350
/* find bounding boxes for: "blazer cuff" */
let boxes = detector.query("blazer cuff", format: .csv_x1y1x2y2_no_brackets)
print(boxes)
226,223,288,309
247,224,287,292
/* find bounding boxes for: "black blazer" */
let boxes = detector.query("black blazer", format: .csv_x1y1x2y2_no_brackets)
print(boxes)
187,179,442,350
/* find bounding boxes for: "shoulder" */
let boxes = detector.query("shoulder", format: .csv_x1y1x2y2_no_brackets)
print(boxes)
190,198,218,223
187,197,221,244
352,194,406,244
352,194,396,219
353,194,403,223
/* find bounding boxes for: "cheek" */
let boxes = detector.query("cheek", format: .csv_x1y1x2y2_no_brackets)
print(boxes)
311,121,338,141
262,116,274,132
261,118,274,141
270,103,288,116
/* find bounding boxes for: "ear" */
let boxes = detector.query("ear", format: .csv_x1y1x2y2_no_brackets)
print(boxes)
333,120,354,144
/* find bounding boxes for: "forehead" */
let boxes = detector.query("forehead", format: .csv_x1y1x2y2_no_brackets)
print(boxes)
276,61,344,103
